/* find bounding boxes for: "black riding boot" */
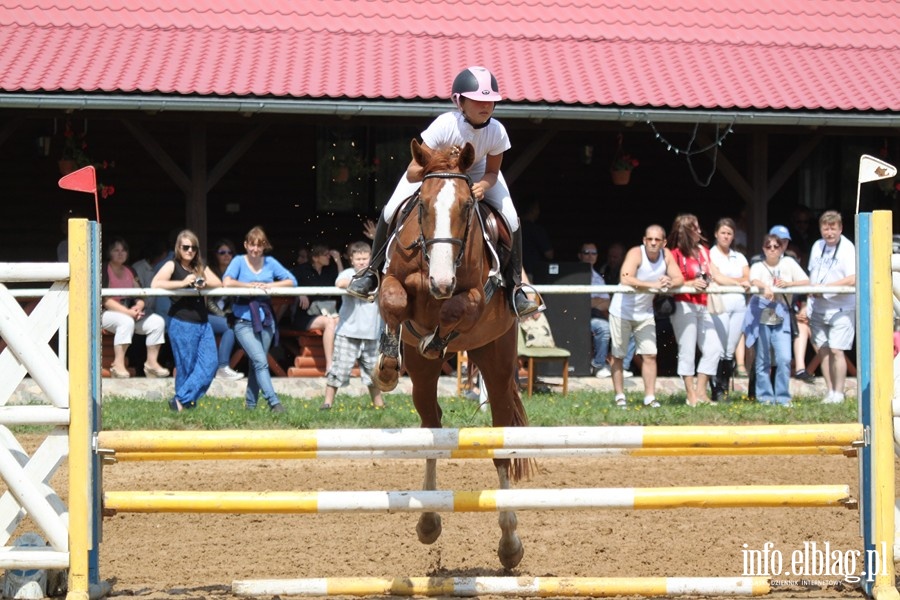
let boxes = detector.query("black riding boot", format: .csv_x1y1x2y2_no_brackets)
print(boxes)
711,358,732,402
508,229,542,317
346,216,389,302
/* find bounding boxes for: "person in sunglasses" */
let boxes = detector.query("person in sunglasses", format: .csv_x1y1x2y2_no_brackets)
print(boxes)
152,230,223,411
745,233,809,406
207,238,244,381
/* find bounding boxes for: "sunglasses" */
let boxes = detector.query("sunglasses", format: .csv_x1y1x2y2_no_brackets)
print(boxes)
217,249,234,255
580,250,598,255
645,237,664,242
181,245,198,252
764,244,781,250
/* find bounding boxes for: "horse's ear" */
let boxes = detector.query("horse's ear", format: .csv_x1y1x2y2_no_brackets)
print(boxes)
458,142,475,172
410,139,428,167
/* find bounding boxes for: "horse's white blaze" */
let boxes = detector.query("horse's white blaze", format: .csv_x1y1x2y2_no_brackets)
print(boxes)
428,180,457,290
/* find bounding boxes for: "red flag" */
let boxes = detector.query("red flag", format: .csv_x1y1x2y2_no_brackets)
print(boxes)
58,165,97,193
58,165,100,222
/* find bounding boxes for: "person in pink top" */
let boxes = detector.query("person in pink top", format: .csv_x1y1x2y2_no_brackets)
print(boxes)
667,214,724,406
101,237,169,379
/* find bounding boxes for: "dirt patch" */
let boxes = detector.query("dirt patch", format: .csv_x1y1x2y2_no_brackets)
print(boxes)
90,451,871,599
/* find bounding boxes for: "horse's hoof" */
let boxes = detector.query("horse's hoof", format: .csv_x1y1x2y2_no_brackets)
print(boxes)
375,354,400,392
498,535,524,570
416,513,442,545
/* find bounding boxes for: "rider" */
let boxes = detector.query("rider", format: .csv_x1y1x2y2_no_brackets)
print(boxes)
346,66,542,318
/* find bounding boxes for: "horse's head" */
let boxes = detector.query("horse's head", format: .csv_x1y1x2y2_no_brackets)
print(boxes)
411,139,477,299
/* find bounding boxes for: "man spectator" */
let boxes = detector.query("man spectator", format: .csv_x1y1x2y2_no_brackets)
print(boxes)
578,242,611,378
519,197,553,280
609,225,684,407
807,211,855,404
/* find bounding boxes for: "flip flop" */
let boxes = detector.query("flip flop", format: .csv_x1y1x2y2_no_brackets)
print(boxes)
319,403,332,410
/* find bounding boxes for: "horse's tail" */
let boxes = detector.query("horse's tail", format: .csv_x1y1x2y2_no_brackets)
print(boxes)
509,392,536,483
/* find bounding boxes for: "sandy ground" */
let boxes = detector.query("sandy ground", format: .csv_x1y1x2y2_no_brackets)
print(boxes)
84,449,875,600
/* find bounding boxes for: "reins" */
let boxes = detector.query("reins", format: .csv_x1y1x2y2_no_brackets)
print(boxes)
406,172,476,269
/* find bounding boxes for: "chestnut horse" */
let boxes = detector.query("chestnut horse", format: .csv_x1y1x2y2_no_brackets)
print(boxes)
375,140,530,570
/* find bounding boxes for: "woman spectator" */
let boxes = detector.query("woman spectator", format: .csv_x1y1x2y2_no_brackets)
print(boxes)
708,217,750,400
745,234,809,406
101,237,169,379
207,238,244,380
151,230,222,411
224,226,297,412
668,214,724,406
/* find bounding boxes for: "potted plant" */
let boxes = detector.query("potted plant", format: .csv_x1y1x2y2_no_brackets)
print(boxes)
610,153,639,185
59,120,116,198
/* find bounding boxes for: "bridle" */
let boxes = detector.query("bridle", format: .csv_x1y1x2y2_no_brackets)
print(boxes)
406,172,475,268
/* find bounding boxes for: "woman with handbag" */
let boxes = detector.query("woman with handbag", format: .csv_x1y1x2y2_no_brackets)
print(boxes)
708,218,751,400
744,234,809,406
668,214,724,406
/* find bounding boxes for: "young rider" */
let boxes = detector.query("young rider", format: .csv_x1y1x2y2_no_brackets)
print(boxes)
346,66,541,317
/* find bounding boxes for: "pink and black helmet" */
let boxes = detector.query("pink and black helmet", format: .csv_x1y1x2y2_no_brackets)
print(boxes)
451,66,502,108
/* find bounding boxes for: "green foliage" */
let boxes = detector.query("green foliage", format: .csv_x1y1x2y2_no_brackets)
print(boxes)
99,390,858,431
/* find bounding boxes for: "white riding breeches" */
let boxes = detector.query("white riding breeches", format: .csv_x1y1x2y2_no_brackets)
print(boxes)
382,171,519,233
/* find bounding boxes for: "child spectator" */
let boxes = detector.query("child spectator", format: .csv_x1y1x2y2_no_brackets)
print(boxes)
320,241,385,410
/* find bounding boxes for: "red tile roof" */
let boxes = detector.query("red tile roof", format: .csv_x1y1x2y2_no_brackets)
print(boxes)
1,0,899,112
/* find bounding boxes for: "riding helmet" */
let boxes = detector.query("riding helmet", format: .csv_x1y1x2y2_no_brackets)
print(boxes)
451,66,502,108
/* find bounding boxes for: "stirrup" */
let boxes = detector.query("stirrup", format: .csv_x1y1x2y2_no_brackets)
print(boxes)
513,284,545,319
346,268,379,302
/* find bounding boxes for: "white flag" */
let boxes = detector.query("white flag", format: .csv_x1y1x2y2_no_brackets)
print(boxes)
858,154,897,183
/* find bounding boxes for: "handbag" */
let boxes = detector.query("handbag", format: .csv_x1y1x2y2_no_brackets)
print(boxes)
706,282,725,315
785,299,799,338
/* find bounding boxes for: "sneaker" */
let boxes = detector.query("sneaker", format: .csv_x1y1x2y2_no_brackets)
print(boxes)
269,403,286,413
643,396,660,408
821,391,844,404
216,366,245,380
622,370,634,378
793,369,815,383
593,367,612,378
615,395,627,408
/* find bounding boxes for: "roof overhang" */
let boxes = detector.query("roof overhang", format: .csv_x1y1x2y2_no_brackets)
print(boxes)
1,93,898,128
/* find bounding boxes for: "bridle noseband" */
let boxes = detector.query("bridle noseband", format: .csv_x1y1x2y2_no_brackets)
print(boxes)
407,172,476,268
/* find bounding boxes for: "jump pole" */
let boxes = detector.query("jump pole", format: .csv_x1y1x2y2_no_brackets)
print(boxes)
857,211,898,600
96,423,863,454
102,485,853,514
233,575,771,597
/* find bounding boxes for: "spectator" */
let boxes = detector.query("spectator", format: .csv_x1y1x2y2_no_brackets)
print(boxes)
577,242,611,378
600,241,637,374
789,205,816,268
745,233,809,406
292,242,343,374
131,238,168,317
520,197,554,279
668,214,724,406
224,226,297,412
207,238,244,380
807,211,856,404
100,237,169,379
151,230,222,411
708,217,750,400
609,224,684,407
320,241,385,410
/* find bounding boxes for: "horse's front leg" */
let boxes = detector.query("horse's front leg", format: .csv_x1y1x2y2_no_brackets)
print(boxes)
416,458,442,544
418,288,485,359
495,461,524,569
375,275,407,392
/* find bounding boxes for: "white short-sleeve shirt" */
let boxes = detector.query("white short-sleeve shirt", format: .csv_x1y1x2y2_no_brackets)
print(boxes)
421,112,511,182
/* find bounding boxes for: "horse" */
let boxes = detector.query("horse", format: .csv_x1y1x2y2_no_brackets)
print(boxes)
375,139,531,570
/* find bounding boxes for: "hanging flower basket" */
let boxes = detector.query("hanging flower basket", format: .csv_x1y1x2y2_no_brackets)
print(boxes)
610,169,631,185
609,133,639,186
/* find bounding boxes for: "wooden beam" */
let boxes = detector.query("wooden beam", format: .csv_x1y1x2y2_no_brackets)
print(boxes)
503,130,557,185
749,132,768,247
766,134,823,201
189,124,208,249
207,123,270,192
119,119,191,192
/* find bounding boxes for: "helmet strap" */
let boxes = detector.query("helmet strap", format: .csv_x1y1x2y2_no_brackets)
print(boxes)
464,115,492,129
